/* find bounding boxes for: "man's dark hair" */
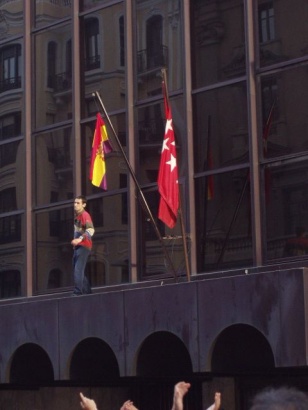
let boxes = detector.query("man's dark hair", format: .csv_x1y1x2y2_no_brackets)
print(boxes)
250,387,308,410
76,195,87,205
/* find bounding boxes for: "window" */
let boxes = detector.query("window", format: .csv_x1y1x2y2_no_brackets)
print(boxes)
47,41,57,88
0,187,17,212
119,15,125,67
48,269,63,289
0,214,21,243
85,18,100,70
0,112,21,141
146,15,164,70
0,141,20,168
0,270,21,299
259,3,275,43
0,44,21,92
66,39,72,76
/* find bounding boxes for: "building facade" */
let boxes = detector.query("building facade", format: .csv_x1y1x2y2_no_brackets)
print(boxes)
1,0,308,408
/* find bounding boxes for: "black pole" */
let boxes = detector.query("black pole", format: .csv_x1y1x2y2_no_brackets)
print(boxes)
200,115,211,269
216,171,250,267
93,91,178,281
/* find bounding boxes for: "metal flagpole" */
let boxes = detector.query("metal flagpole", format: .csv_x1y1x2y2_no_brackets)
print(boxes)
93,91,178,281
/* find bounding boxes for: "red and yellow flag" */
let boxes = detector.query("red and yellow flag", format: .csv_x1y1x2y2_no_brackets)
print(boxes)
89,113,112,189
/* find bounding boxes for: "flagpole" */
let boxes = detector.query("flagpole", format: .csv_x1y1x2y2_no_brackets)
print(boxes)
93,91,178,281
161,68,191,282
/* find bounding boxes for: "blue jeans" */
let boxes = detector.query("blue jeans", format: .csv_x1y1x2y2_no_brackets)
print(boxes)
72,246,91,295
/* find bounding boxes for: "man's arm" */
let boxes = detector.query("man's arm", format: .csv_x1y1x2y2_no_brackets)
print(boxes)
171,382,191,410
205,392,221,410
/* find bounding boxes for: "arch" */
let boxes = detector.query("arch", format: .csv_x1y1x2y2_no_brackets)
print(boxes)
47,268,63,289
9,343,54,384
210,324,275,373
146,15,164,69
84,17,100,70
136,331,193,378
69,337,119,382
87,259,106,287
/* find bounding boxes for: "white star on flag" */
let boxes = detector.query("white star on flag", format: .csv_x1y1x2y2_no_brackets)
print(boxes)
166,153,177,172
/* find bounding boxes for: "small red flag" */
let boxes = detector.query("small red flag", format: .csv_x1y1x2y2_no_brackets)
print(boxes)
157,81,179,228
89,113,112,190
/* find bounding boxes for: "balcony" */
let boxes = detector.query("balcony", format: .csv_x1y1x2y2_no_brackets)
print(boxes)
85,54,100,71
49,72,72,92
0,76,21,93
137,45,168,73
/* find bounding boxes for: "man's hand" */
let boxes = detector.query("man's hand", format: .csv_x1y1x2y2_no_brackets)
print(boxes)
80,392,98,410
172,382,191,410
71,237,83,247
120,400,139,410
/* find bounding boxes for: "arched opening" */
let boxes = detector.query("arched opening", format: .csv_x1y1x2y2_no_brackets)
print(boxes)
211,324,275,373
10,343,54,384
137,331,193,378
87,260,106,287
70,337,119,382
146,15,164,69
47,268,63,289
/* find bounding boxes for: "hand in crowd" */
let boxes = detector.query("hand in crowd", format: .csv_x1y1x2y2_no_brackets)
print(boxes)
120,399,139,410
80,392,98,410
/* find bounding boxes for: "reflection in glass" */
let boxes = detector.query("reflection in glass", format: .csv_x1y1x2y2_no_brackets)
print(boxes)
191,0,245,88
36,208,73,293
80,0,113,12
82,113,127,195
193,82,248,173
0,213,23,299
260,66,308,159
0,138,25,210
34,23,72,129
0,44,22,93
136,0,183,99
137,96,185,185
0,1,24,41
34,127,73,206
87,196,130,286
0,6,25,296
80,3,125,117
35,196,130,292
257,0,308,67
195,169,253,272
35,0,71,28
265,159,308,261
139,189,187,279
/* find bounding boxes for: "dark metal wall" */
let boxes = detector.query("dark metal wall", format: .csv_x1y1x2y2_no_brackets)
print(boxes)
0,268,307,383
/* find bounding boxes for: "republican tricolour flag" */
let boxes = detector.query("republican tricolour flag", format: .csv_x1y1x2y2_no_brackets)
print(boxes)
157,81,179,229
89,113,113,190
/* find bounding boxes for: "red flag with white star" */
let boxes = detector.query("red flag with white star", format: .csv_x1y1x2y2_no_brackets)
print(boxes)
157,81,179,228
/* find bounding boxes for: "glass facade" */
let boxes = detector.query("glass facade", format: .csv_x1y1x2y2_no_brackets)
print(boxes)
1,0,308,298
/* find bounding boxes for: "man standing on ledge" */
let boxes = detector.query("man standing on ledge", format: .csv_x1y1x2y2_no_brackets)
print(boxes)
71,195,95,295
